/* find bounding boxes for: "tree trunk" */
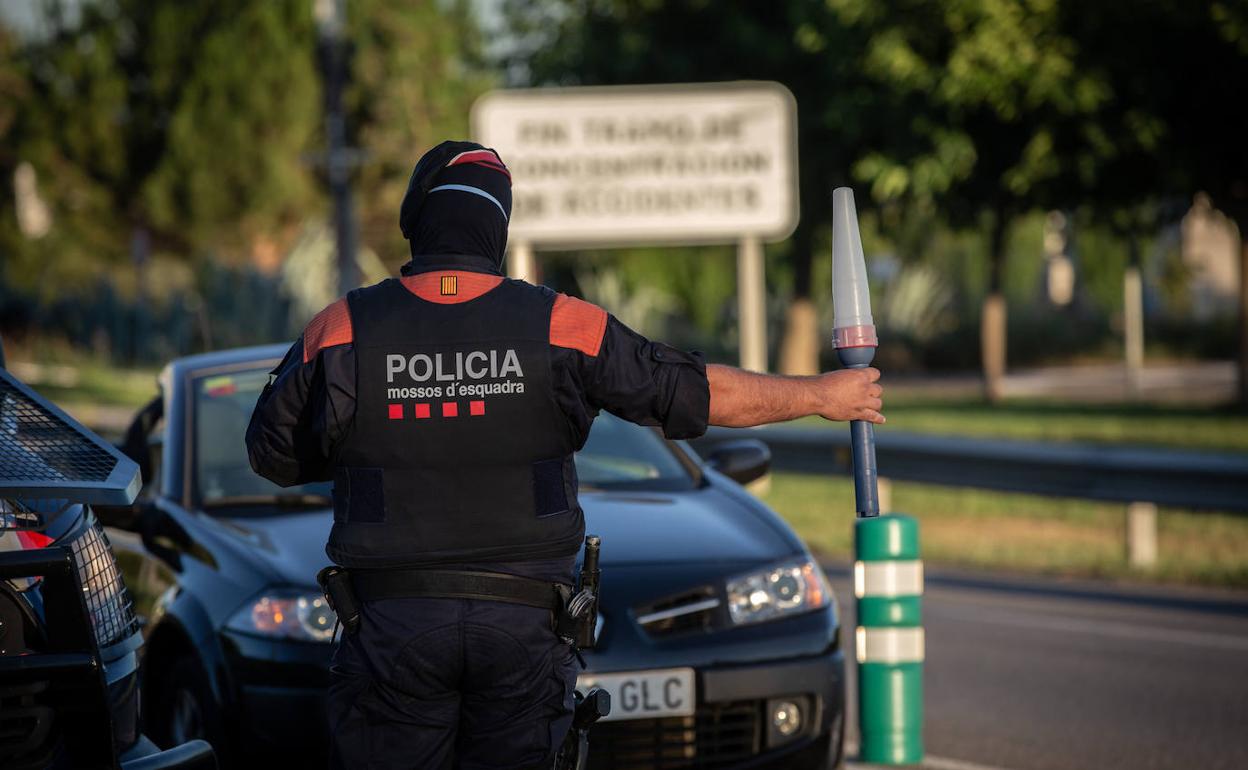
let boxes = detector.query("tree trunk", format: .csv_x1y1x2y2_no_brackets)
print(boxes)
1124,233,1145,399
778,224,820,375
1239,232,1248,407
981,210,1009,402
779,299,820,375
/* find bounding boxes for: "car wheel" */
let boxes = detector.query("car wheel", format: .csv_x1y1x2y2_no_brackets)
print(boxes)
150,655,226,758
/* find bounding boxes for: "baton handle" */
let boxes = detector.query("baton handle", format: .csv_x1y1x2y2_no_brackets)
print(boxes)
850,419,880,518
837,349,881,519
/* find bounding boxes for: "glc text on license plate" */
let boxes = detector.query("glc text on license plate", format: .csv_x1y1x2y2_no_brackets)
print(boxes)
576,667,695,722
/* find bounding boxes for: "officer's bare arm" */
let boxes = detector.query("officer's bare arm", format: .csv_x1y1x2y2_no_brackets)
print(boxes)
706,364,884,428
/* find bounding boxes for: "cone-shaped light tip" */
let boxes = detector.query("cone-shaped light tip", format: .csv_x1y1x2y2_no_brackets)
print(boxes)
832,187,873,330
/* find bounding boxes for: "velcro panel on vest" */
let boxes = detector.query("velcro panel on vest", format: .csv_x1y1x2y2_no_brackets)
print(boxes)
333,467,386,523
533,457,569,517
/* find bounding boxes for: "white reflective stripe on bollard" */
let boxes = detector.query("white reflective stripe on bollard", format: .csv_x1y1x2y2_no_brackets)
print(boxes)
853,560,924,598
855,626,926,664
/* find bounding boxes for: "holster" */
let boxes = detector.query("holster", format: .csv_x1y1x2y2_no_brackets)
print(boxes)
553,584,581,644
557,535,602,651
317,566,362,635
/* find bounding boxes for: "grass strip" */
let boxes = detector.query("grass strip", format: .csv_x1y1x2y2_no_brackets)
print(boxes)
761,471,1248,589
788,398,1248,454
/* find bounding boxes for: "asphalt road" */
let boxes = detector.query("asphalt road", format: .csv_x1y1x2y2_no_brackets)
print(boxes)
825,565,1248,770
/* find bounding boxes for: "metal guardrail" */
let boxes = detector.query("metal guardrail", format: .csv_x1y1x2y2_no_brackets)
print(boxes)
693,425,1248,513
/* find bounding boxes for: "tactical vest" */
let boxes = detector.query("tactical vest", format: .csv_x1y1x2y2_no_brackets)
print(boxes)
325,277,583,568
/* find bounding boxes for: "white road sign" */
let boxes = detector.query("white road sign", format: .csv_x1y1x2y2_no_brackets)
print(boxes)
471,82,798,248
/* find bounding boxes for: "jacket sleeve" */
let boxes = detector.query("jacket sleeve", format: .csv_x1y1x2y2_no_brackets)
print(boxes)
245,300,356,486
549,294,710,441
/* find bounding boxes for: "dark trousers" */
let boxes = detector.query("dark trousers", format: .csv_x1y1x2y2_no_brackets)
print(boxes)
327,597,578,770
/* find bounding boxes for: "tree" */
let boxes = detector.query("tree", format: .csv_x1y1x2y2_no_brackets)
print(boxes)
500,0,887,374
1,0,490,291
0,1,322,292
345,0,493,270
828,0,1119,400
1061,0,1248,404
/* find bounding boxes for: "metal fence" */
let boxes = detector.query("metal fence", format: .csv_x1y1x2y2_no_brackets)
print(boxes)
695,425,1248,512
0,264,299,366
692,425,1248,568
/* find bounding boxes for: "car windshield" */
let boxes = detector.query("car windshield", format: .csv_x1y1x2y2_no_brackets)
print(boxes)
192,364,696,511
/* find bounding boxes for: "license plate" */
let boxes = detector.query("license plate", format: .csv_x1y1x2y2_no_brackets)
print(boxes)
576,667,695,722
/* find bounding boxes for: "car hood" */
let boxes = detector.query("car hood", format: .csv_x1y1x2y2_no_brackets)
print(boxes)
217,511,334,588
216,484,796,584
580,486,796,566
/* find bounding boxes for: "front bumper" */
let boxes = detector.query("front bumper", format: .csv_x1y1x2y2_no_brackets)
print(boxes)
120,737,216,770
219,630,331,758
589,649,845,769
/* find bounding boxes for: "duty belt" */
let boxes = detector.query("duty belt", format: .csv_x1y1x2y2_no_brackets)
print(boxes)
317,535,601,653
349,568,567,611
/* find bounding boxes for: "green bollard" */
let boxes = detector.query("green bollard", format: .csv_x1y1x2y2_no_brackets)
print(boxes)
854,514,924,765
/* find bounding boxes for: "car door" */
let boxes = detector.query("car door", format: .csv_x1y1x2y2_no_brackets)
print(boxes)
104,396,178,635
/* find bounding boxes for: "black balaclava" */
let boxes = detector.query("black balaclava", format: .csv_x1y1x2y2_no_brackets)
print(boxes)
399,140,512,276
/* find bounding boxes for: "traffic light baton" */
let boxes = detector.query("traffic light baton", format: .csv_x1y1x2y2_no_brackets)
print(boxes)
831,187,924,765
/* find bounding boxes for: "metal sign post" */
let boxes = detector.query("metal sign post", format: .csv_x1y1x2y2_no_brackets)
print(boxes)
737,234,768,372
831,187,924,765
508,240,538,285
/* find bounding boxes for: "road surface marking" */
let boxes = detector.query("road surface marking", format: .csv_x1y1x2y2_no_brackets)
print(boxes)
846,750,1015,770
923,755,1016,770
931,604,1248,651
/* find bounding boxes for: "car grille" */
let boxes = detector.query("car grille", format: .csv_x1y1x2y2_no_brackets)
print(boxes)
69,518,139,649
636,588,720,637
587,700,762,770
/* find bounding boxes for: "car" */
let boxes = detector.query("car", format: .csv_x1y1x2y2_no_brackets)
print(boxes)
103,344,847,769
0,353,215,769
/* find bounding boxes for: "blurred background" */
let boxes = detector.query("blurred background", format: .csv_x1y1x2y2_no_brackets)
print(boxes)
1,0,1247,588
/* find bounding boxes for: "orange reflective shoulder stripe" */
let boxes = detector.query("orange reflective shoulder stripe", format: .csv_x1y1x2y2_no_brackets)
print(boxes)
550,294,607,357
303,298,354,363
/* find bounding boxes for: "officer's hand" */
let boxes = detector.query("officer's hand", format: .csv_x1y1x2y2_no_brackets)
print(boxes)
816,368,884,424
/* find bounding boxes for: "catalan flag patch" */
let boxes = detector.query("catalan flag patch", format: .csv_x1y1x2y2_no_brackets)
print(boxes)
440,275,457,296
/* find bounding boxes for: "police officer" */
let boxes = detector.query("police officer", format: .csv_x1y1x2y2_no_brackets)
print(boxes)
246,140,884,770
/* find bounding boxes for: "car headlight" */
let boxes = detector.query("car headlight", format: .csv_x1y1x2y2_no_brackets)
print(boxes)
725,558,832,627
226,589,337,643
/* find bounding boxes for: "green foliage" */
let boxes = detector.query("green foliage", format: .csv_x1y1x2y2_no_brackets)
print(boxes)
0,0,488,291
347,0,493,269
501,0,885,297
506,1,1247,303
140,2,320,248
829,0,1113,223
1060,1,1248,227
765,471,1248,587
0,0,322,291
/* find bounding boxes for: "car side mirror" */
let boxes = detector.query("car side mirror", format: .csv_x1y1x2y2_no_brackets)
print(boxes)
705,439,771,486
93,499,152,532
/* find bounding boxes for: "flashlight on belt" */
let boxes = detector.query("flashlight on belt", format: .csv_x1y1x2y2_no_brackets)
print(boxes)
575,535,601,649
